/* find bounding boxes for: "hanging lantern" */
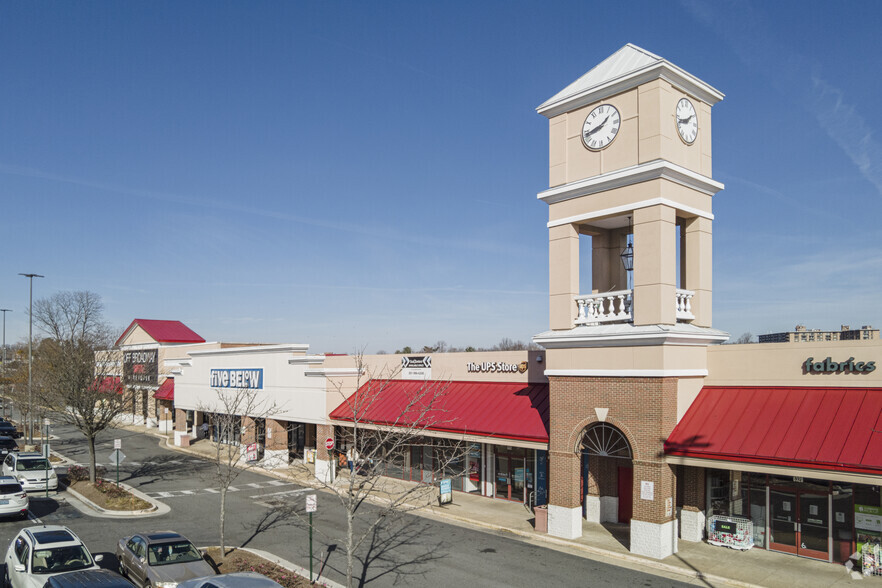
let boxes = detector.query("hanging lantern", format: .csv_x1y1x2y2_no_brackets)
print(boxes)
620,216,634,271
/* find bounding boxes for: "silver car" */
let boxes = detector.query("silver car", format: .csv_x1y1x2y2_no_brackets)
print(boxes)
177,572,283,587
115,532,214,588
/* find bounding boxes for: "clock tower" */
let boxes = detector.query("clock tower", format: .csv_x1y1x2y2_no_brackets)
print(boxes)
534,45,728,558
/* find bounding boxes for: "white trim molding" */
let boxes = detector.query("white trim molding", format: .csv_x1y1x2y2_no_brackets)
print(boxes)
306,367,363,378
188,343,310,356
538,159,724,207
666,455,882,487
546,368,707,378
549,197,713,229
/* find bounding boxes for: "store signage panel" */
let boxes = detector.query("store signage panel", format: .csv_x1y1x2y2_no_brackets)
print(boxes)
402,356,431,380
210,368,264,389
804,356,876,374
466,360,528,374
123,349,158,386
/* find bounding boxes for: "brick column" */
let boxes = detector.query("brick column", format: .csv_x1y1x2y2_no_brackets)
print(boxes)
314,424,335,483
241,416,256,445
146,390,158,427
679,465,706,541
631,461,678,557
261,419,288,469
175,409,188,432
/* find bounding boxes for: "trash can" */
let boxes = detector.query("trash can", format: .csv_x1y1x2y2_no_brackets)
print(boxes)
534,504,548,533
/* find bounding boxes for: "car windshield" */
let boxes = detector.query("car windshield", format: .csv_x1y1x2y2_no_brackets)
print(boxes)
147,541,202,566
16,459,49,471
31,545,93,574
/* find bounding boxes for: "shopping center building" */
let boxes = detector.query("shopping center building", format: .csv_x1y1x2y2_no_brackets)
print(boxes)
108,44,882,566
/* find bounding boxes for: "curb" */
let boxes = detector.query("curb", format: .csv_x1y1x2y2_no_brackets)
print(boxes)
61,479,170,519
235,547,345,588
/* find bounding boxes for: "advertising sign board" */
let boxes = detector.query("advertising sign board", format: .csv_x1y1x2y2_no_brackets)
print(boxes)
123,349,158,386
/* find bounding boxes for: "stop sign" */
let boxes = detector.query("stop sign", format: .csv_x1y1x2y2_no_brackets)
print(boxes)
325,438,335,450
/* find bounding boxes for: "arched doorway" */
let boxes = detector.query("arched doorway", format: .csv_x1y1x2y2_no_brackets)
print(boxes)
580,422,633,524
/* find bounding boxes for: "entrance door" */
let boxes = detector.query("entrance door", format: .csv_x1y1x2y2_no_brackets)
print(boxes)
617,466,632,524
770,488,830,560
495,455,511,500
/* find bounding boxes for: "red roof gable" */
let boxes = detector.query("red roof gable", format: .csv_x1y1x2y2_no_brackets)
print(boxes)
154,378,174,401
116,319,205,346
665,386,882,475
329,380,549,444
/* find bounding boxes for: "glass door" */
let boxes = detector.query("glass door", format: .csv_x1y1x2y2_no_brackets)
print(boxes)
495,455,510,500
769,489,798,554
799,493,830,560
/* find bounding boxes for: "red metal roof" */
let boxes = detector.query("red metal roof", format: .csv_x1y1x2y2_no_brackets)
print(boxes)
329,380,549,443
154,378,174,401
115,319,205,346
665,386,882,475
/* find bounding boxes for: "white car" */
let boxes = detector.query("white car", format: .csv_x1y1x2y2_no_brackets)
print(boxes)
3,525,103,588
1,452,57,492
0,475,28,519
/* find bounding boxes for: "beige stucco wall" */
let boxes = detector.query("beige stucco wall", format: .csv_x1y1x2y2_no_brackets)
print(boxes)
706,340,882,387
545,344,708,373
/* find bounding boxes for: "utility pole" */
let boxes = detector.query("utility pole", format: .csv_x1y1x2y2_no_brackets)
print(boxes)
0,309,10,367
19,274,43,445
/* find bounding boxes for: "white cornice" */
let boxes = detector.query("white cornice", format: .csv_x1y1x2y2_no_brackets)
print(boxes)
665,455,882,487
546,368,707,377
533,324,729,349
305,368,363,378
538,160,724,208
538,59,724,119
548,197,713,229
289,355,327,366
188,344,309,357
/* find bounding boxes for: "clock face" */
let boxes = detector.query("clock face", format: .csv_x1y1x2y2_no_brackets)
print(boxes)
581,104,621,151
676,98,698,144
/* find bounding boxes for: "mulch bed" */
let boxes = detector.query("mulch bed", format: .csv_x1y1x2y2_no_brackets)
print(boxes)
68,479,152,511
205,547,314,587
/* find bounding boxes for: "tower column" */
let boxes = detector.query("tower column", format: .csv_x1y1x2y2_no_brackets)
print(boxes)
684,216,713,327
633,204,676,326
549,223,579,330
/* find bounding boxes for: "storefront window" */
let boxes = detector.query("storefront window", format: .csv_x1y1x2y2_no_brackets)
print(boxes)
749,473,767,548
708,470,730,516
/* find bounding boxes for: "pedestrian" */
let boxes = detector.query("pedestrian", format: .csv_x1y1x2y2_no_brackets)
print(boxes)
200,421,209,440
346,447,354,472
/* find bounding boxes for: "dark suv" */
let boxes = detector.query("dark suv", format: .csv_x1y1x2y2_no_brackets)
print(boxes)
0,436,19,456
0,421,21,439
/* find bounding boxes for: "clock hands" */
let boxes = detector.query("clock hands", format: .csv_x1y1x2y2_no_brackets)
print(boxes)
678,114,694,125
584,114,611,138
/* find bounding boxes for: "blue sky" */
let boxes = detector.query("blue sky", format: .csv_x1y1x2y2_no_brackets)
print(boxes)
1,1,880,353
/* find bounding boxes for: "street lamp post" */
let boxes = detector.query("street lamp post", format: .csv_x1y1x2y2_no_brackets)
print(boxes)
19,273,44,446
0,309,10,420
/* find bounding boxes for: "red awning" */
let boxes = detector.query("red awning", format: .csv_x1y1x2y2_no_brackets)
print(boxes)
665,386,882,475
154,378,174,401
329,380,549,444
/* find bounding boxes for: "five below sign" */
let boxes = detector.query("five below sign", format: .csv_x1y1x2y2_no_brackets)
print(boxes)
210,368,264,389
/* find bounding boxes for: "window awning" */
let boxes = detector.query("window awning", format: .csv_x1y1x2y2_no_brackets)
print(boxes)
154,378,174,401
329,380,549,444
665,386,882,476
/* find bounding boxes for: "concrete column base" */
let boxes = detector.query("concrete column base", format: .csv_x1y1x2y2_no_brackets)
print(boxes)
585,495,600,523
145,417,158,428
315,458,335,484
173,431,187,446
600,496,619,523
630,519,678,559
548,505,582,539
158,420,173,434
261,449,288,470
679,508,705,542
132,415,145,426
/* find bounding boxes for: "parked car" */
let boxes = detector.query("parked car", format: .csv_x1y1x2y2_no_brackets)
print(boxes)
0,421,21,439
3,525,103,588
0,436,20,456
116,532,215,588
177,572,284,587
1,453,57,492
0,475,29,519
42,569,134,588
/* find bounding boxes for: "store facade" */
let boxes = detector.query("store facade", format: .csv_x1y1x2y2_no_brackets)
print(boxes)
321,351,550,505
171,343,330,468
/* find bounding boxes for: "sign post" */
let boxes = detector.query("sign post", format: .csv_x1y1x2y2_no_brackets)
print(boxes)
306,494,317,582
108,443,125,488
44,419,51,497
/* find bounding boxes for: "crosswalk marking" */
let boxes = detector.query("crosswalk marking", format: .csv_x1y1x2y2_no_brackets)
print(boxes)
141,480,298,499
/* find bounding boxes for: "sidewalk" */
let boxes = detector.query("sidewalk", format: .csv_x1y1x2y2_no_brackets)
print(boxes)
135,426,866,588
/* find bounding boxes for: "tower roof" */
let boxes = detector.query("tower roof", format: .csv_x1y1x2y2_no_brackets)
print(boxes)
537,44,724,118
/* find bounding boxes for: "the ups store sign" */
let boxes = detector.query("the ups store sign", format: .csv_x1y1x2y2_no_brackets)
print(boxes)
123,349,158,386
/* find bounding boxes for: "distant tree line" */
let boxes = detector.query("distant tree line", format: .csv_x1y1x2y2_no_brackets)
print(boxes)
382,337,542,355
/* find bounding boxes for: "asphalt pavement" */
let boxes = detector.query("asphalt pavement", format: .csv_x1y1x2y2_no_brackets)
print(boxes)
0,421,700,587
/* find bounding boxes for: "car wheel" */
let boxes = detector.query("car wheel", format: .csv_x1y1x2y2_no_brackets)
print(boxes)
2,567,10,588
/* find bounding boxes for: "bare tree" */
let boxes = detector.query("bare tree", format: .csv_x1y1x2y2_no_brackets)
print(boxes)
198,388,278,555
30,291,130,483
292,356,468,588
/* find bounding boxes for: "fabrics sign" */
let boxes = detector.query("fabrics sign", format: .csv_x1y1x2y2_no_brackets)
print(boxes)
803,356,876,374
123,349,158,386
210,368,264,389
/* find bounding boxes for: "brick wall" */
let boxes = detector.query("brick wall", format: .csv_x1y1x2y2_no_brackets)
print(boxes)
265,418,288,451
175,408,188,432
316,424,334,461
548,376,678,525
680,465,706,511
241,416,256,445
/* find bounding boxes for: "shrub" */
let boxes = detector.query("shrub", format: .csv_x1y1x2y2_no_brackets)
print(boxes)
66,465,106,482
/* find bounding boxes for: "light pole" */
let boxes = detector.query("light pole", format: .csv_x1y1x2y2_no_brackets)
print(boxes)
0,309,10,367
19,273,44,446
0,309,9,419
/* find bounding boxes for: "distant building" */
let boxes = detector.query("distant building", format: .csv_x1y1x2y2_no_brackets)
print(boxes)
759,324,879,344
